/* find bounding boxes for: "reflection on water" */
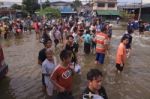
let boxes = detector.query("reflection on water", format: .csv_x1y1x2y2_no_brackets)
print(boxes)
0,29,150,99
0,77,15,99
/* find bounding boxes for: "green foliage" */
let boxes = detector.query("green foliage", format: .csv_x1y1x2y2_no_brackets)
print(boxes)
11,4,22,10
22,0,40,14
36,7,61,18
72,0,82,11
42,0,50,9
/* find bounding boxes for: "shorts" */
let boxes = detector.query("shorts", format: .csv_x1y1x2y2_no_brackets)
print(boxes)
35,29,39,33
55,92,74,99
92,41,96,49
126,44,131,49
116,63,124,72
96,53,105,64
84,43,91,54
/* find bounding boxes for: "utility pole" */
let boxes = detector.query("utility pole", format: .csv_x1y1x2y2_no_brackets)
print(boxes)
0,2,3,8
138,0,142,21
40,0,43,11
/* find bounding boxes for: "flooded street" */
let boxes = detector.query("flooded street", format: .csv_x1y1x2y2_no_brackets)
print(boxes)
0,26,150,99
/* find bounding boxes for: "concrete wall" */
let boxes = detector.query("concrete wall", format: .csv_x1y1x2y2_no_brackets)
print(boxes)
93,0,117,3
50,2,71,9
93,2,117,10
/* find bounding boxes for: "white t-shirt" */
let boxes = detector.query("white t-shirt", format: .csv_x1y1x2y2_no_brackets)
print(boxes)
83,93,104,99
42,58,57,96
72,32,78,43
49,30,54,41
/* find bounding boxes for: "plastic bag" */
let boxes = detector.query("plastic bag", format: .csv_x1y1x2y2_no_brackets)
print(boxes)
74,64,81,74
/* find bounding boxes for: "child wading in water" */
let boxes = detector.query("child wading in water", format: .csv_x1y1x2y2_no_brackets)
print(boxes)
116,36,129,73
91,29,96,54
42,48,56,98
82,29,92,54
51,50,74,99
38,39,52,92
122,28,133,58
64,35,78,65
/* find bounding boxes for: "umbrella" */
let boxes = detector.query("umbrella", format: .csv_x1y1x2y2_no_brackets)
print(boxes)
0,16,9,20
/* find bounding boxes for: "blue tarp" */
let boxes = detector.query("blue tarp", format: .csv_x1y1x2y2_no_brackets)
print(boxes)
59,7,76,14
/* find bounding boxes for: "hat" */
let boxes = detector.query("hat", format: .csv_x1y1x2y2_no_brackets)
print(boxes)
109,24,113,27
78,21,82,24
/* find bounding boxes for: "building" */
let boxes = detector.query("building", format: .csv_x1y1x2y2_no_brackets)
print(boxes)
50,1,77,17
0,2,22,8
50,1,72,9
92,0,119,19
119,3,150,22
134,3,150,22
0,7,16,17
118,4,140,14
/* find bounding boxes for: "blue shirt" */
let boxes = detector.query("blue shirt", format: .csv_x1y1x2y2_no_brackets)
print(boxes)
82,33,92,44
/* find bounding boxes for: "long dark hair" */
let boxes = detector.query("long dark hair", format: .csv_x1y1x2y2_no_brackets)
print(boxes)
121,36,128,42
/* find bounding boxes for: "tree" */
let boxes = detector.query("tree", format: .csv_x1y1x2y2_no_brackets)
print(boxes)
72,0,82,11
42,0,50,9
11,4,22,10
36,7,61,18
22,0,40,14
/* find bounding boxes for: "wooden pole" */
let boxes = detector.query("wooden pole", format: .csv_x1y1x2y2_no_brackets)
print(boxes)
138,0,142,21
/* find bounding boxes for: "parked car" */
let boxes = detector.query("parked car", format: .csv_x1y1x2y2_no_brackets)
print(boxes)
0,44,8,79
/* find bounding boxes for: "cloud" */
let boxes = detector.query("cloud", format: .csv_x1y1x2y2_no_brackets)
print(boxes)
1,0,22,3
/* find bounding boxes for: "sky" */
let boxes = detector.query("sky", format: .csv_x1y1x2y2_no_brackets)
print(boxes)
1,0,150,4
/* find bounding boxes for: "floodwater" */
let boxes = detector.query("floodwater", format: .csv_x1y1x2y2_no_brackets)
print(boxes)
0,25,150,99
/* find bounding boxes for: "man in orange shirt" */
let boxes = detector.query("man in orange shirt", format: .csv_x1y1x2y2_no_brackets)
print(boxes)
116,36,129,73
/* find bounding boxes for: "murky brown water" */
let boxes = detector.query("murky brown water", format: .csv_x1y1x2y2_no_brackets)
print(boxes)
0,26,150,99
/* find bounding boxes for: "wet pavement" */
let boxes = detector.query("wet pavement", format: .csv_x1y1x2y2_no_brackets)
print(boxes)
0,26,150,99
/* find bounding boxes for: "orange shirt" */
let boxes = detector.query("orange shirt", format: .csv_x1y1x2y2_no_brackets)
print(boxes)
51,65,73,92
116,43,126,64
95,32,108,53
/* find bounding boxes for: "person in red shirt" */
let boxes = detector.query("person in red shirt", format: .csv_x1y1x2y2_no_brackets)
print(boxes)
95,25,109,64
116,36,129,73
33,20,40,40
51,50,74,99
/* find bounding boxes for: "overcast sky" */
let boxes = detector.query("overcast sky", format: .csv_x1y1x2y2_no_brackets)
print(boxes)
1,0,150,4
